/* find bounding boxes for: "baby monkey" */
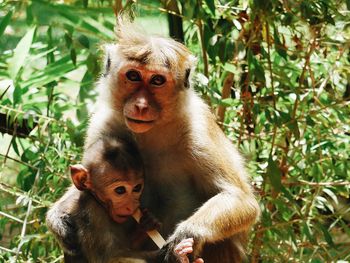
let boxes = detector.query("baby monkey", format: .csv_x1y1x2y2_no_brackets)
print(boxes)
47,132,200,263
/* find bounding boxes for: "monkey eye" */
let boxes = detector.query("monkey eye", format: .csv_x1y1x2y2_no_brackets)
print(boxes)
133,184,143,193
150,75,166,86
114,186,126,195
126,70,142,82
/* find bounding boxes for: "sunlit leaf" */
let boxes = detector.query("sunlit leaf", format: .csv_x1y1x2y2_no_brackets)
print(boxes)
8,27,36,79
273,27,287,59
223,63,236,74
205,0,216,15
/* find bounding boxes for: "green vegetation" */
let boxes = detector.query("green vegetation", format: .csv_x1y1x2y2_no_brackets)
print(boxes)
0,0,349,262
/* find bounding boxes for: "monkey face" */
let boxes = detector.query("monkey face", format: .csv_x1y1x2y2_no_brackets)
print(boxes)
115,64,176,133
97,177,144,223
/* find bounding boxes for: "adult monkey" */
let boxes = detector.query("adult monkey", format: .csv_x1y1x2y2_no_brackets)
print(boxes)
48,19,260,263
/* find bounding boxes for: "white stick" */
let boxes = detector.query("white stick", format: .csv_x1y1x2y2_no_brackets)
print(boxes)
132,209,166,248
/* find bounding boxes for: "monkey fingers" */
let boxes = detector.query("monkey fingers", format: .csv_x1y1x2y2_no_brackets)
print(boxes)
174,238,205,263
174,238,194,255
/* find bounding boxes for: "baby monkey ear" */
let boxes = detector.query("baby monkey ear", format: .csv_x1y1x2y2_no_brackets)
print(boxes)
70,164,92,191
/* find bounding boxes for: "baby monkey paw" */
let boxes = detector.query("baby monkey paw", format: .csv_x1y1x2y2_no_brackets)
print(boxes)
174,238,204,263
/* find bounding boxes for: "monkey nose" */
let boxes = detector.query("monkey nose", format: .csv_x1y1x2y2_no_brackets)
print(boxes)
135,103,148,114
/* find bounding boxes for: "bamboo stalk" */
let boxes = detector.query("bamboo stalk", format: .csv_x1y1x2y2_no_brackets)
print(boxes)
132,209,166,248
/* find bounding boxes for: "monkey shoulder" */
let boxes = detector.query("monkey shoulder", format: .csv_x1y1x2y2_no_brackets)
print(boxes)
181,93,251,191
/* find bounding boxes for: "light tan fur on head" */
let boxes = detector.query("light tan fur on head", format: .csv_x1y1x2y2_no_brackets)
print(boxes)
114,16,196,84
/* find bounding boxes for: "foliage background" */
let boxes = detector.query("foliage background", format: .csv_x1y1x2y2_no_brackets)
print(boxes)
0,0,349,262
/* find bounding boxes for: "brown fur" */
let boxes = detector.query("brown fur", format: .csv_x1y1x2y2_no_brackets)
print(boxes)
47,18,260,263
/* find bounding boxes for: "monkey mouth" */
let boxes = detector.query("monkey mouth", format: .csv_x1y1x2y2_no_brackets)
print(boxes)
125,117,157,133
113,214,130,223
126,117,155,124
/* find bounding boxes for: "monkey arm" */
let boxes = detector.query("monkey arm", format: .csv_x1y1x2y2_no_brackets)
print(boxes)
46,187,83,257
158,185,259,262
156,127,260,261
171,185,259,241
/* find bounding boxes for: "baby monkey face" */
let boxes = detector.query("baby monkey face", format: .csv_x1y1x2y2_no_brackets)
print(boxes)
70,164,144,224
96,175,144,224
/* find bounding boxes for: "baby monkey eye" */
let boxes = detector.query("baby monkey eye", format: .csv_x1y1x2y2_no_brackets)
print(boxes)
150,75,166,86
126,70,142,82
114,186,126,195
133,184,143,193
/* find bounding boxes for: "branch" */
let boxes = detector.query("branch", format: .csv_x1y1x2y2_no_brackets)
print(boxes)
0,112,36,138
197,19,209,77
217,73,234,124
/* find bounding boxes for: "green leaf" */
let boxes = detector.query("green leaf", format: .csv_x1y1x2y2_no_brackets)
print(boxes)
26,4,34,25
8,27,36,79
247,49,266,83
27,114,34,129
13,85,22,104
267,156,283,192
223,63,236,73
64,32,73,48
78,34,90,49
287,120,300,139
306,116,315,126
70,48,77,66
311,163,322,182
273,27,287,59
205,0,216,15
220,98,235,106
347,0,350,10
318,224,334,246
22,54,80,89
0,10,13,38
302,222,316,243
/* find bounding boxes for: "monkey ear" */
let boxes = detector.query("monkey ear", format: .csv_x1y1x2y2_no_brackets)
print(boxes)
102,44,117,77
70,164,92,191
184,68,191,88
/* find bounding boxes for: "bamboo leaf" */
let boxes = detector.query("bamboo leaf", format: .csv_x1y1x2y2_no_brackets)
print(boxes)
205,0,216,15
318,224,334,246
8,27,36,79
0,10,13,37
273,27,287,59
78,34,90,49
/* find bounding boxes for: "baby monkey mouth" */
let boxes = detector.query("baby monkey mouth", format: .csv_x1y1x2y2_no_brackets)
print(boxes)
117,215,129,218
113,214,131,223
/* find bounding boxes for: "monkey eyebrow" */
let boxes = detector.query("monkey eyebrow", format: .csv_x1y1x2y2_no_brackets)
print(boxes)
109,178,125,183
108,178,143,184
126,54,149,65
126,57,171,69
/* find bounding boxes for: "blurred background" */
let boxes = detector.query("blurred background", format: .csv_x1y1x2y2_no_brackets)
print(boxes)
0,0,349,262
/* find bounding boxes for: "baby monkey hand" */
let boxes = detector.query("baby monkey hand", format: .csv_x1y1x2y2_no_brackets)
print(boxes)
174,238,204,263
